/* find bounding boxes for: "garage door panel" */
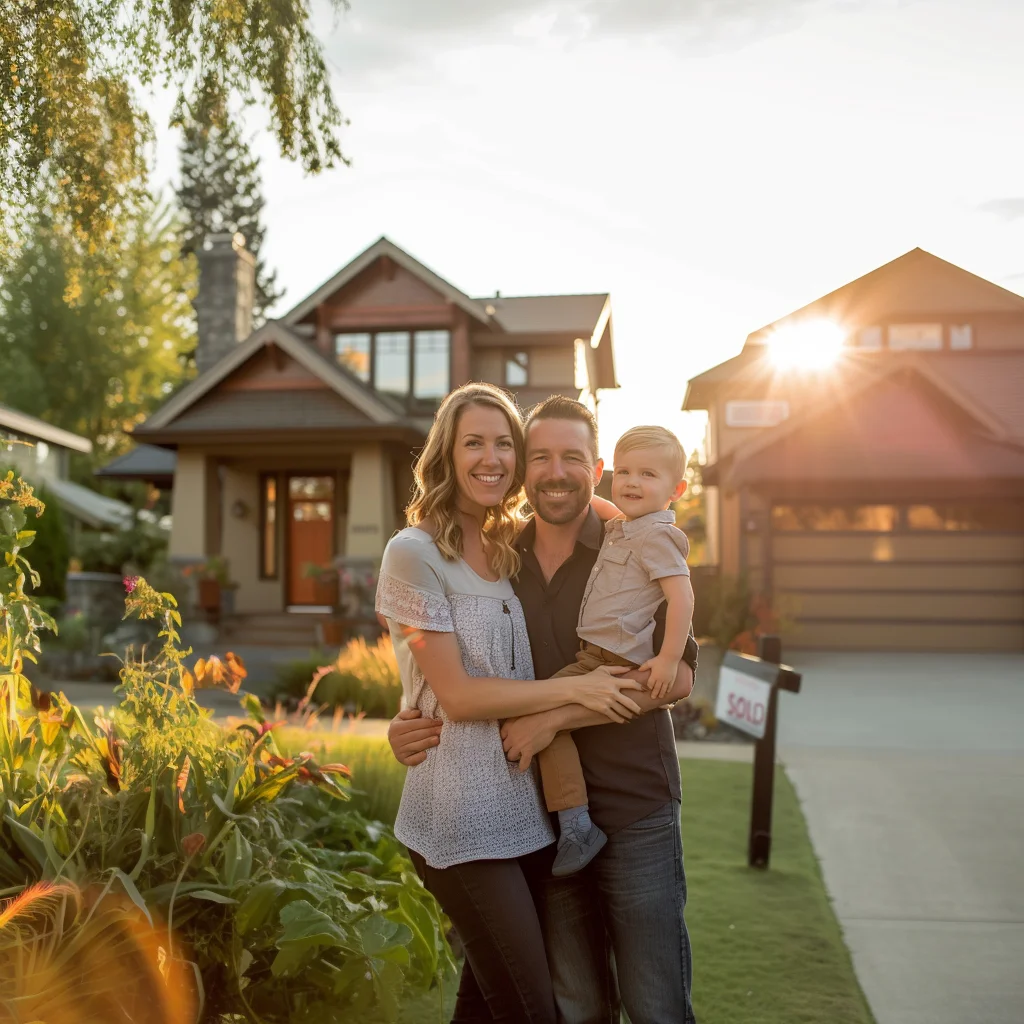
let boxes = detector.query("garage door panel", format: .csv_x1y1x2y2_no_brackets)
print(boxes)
772,533,1024,564
778,590,1024,622
785,620,1024,652
775,562,1024,592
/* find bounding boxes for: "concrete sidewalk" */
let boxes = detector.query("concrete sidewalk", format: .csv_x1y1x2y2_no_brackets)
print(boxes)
779,651,1024,1024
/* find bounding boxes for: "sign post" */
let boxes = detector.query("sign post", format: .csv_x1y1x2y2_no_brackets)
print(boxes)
714,634,802,869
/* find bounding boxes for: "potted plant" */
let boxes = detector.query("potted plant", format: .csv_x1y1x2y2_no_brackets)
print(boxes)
185,556,233,618
303,562,340,608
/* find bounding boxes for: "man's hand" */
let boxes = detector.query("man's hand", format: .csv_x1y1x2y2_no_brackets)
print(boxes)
500,713,558,773
638,652,683,701
387,708,443,767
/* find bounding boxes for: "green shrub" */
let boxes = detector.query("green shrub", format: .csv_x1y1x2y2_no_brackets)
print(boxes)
0,470,453,1022
277,729,408,825
276,635,403,719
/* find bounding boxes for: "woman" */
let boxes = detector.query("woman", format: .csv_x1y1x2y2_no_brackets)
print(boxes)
375,382,642,1023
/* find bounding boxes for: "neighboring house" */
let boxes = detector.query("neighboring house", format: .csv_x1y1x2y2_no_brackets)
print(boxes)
684,248,1024,652
0,405,133,531
123,234,617,614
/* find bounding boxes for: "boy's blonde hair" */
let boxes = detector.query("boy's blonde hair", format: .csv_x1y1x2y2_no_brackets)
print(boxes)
614,425,686,480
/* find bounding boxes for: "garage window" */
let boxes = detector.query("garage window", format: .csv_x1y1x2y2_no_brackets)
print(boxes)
771,505,897,532
906,504,1024,532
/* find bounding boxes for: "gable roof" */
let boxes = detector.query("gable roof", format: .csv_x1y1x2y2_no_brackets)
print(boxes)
135,320,400,440
745,247,1024,348
282,236,492,328
711,369,1024,490
0,404,92,454
705,354,1014,488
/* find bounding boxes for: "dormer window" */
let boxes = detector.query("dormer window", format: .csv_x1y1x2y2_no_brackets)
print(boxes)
334,329,451,404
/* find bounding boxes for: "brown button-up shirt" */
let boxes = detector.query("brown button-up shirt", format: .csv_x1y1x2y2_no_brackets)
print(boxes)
578,510,691,666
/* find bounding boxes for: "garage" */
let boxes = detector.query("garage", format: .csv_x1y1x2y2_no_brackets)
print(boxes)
769,502,1024,651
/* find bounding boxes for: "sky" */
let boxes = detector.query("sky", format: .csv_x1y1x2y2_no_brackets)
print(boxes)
150,0,1024,461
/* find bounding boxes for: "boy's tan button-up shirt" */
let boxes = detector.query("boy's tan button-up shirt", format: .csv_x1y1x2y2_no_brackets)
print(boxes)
577,509,690,667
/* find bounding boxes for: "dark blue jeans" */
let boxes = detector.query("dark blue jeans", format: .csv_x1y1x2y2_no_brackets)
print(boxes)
541,801,696,1024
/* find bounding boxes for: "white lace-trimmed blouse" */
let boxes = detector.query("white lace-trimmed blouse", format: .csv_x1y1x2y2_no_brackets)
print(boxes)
375,527,555,869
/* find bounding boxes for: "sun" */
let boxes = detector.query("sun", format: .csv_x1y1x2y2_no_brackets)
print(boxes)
768,319,846,370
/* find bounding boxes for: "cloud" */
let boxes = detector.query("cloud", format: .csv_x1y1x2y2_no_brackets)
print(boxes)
324,0,856,80
977,197,1024,222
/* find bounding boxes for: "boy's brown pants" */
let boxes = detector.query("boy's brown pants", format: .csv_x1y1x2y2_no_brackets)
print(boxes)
535,642,638,812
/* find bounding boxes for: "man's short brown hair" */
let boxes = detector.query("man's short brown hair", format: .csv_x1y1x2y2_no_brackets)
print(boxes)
524,395,599,461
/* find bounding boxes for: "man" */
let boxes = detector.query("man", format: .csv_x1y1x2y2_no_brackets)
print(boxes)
388,395,698,1024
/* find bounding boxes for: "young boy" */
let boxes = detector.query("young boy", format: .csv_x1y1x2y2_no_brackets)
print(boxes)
539,424,695,876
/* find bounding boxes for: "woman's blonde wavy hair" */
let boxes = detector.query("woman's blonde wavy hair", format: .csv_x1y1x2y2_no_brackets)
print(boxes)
406,383,526,578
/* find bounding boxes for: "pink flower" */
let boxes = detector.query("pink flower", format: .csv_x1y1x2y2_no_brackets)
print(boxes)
123,575,140,594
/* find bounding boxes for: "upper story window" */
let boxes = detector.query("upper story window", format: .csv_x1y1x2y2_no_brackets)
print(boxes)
334,329,450,404
336,332,371,382
505,351,529,387
852,323,973,352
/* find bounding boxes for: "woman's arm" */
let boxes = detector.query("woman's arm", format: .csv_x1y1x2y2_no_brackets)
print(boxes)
590,495,621,522
403,626,643,722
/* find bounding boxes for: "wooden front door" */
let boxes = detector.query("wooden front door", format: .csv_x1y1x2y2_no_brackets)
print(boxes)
287,475,335,606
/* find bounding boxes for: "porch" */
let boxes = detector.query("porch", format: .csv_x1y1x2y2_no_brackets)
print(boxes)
167,437,416,616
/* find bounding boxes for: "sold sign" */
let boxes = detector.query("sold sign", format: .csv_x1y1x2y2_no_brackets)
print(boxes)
715,664,772,740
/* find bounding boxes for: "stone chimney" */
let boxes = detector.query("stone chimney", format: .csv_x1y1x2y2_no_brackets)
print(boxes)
194,232,256,374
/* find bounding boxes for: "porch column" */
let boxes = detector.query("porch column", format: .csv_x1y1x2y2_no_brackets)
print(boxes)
169,451,208,559
345,444,395,558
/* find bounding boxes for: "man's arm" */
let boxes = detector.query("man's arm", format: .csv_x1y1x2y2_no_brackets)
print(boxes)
501,655,695,771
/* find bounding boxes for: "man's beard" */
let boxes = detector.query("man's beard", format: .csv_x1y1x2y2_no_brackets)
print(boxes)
528,478,592,525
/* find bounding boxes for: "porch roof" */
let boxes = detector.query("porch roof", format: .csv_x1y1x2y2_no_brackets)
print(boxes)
706,366,1024,492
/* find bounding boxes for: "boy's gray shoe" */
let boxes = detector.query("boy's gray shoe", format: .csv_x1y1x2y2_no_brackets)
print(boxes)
551,825,607,877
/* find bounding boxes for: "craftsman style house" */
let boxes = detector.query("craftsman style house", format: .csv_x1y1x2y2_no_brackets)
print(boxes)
125,235,616,615
685,248,1024,652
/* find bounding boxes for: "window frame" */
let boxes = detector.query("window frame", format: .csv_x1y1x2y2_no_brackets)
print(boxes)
259,472,280,580
333,328,452,407
503,350,530,388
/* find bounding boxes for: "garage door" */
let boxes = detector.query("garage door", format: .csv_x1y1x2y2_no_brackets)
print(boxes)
771,503,1024,651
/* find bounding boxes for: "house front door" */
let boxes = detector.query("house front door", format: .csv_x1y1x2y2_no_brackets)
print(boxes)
287,475,335,606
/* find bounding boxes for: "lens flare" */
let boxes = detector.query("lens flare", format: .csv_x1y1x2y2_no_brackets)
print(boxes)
768,319,846,370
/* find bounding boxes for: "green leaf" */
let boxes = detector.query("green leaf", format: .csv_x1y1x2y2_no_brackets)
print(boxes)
222,827,253,887
186,889,238,905
4,814,46,871
357,914,409,956
111,868,153,926
271,899,350,976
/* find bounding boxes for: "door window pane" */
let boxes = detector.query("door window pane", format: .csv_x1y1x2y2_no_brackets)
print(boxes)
335,333,371,382
261,475,278,578
414,330,450,399
772,505,897,531
505,351,529,387
374,332,410,398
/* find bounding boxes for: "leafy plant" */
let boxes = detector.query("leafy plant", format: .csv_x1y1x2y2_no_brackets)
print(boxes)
275,636,403,720
708,573,799,654
0,470,453,1022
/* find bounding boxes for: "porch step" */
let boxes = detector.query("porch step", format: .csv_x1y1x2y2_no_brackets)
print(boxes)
220,613,330,649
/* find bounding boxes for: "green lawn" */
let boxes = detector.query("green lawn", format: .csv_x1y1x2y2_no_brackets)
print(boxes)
681,759,874,1024
279,730,874,1024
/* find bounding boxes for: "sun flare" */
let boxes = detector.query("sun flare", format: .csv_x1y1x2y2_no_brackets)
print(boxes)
768,319,846,370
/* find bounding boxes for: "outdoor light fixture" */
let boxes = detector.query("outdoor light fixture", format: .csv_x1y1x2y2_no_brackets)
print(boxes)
768,318,846,371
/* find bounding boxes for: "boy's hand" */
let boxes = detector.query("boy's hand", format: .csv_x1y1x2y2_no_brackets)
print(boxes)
639,653,682,701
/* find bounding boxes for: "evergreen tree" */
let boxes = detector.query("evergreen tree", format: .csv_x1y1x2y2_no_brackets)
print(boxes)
177,117,283,324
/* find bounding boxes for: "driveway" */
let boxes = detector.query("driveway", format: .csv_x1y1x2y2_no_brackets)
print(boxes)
777,651,1024,1024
